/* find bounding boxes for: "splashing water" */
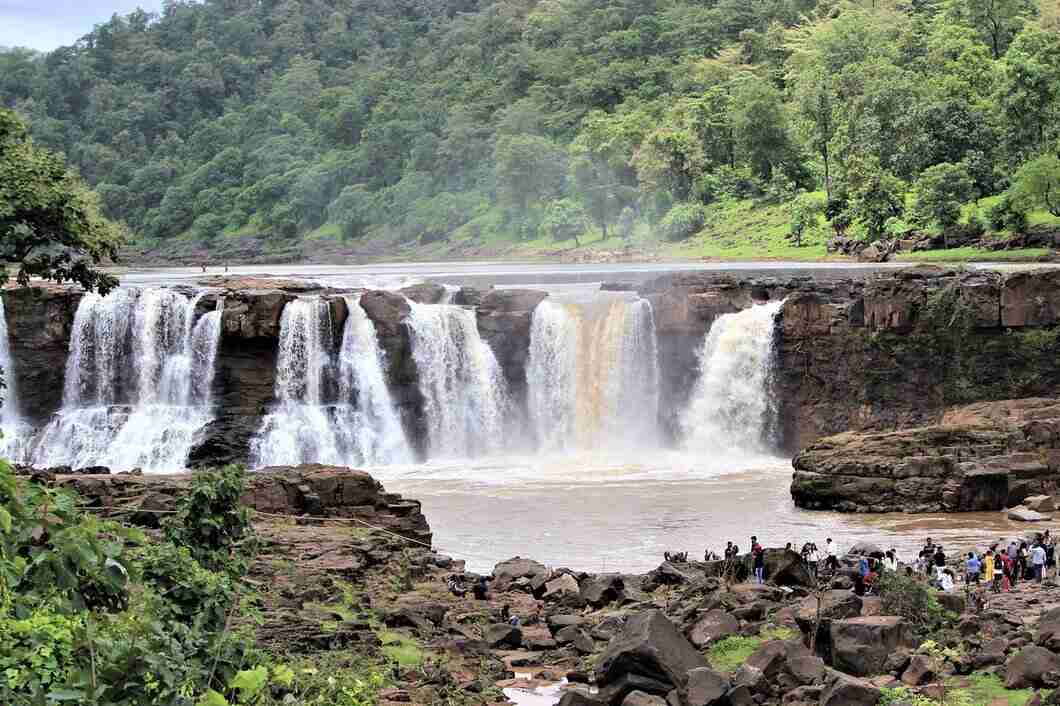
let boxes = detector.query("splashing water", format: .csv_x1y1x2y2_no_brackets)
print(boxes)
30,288,222,472
526,297,659,452
251,297,411,467
405,301,509,459
681,299,784,460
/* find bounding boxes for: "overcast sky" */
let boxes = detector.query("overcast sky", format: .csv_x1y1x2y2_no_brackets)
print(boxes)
0,1,166,52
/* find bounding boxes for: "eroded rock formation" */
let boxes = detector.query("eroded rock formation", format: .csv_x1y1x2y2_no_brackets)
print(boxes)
791,398,1060,512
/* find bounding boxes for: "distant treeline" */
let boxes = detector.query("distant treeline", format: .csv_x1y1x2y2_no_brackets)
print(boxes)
1,0,1059,253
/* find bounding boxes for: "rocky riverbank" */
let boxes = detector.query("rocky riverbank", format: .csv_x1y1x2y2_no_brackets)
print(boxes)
30,465,1060,706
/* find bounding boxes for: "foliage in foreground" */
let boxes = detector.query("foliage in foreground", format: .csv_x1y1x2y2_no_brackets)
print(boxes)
0,461,261,705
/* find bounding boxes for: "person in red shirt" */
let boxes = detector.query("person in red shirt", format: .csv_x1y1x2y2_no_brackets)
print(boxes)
751,535,765,584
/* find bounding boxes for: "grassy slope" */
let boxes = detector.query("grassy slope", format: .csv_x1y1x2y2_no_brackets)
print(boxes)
132,196,1058,265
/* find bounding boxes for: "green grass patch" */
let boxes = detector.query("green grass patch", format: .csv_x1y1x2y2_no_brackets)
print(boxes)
895,246,1052,262
705,625,797,673
378,630,424,667
952,672,1050,706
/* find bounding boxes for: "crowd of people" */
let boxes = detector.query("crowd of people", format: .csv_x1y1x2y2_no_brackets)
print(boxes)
710,531,1059,596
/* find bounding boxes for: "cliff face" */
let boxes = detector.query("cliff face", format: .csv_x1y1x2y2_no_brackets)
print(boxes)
5,266,1060,470
1,284,83,425
791,398,1060,512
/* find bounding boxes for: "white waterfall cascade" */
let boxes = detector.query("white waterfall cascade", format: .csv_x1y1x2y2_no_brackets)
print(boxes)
250,297,411,467
526,297,660,452
680,299,784,459
405,301,509,459
31,288,223,472
0,298,31,461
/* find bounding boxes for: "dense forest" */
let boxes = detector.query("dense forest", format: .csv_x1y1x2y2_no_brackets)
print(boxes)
1,0,1060,261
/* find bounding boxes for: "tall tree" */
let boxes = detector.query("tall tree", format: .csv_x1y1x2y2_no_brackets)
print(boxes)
0,108,124,293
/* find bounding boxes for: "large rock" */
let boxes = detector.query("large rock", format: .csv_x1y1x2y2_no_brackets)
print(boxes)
544,574,582,599
493,557,550,591
795,590,863,660
818,673,881,706
581,574,626,607
620,691,667,706
1038,606,1060,651
1005,646,1060,689
683,667,730,706
1001,269,1060,327
791,398,1060,513
1008,506,1052,522
688,610,739,648
595,610,708,704
1025,495,1056,513
900,654,935,686
829,617,914,677
485,623,523,648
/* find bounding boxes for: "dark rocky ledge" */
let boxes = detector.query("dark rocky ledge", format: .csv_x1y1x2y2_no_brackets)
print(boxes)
48,464,432,545
791,398,1060,512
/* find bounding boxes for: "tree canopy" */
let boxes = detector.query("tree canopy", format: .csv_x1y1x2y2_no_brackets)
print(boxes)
0,108,123,293
0,0,1058,253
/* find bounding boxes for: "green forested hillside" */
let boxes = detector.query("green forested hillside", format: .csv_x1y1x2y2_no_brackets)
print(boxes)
1,0,1059,261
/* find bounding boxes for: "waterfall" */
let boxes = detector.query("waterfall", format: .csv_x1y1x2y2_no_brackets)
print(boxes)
526,297,660,451
405,301,509,459
251,297,411,467
0,298,30,461
31,288,222,472
681,300,784,458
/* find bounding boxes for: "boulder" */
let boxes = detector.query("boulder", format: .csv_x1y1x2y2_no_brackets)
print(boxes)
548,614,583,634
485,623,523,649
1005,645,1060,689
900,654,935,686
544,573,582,599
848,542,884,557
829,617,914,677
1025,495,1056,513
972,637,1009,668
1038,606,1060,651
819,673,881,706
555,625,594,654
558,692,606,706
595,610,708,703
581,574,626,607
688,610,740,648
683,667,730,706
621,692,668,706
493,557,549,591
757,548,815,587
795,590,863,660
1008,506,1052,522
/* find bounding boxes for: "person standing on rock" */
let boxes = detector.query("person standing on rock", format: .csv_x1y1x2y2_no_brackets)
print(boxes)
1031,542,1047,583
751,536,765,584
933,545,947,581
825,538,839,574
984,551,997,593
965,552,981,585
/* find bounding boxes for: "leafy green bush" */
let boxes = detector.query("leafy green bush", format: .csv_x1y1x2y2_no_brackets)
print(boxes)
658,203,707,242
163,465,256,575
876,570,948,634
987,195,1028,233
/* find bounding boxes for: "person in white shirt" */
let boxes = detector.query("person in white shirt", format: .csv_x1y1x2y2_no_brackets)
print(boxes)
1031,542,1047,583
883,549,898,572
939,569,955,592
825,538,838,573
